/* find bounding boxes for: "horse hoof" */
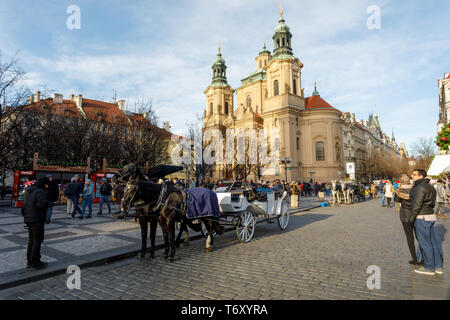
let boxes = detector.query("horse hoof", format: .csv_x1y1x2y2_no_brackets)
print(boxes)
205,247,212,253
137,253,145,259
183,242,190,247
168,257,174,263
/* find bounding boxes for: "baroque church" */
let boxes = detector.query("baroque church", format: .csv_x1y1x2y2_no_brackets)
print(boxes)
203,8,406,182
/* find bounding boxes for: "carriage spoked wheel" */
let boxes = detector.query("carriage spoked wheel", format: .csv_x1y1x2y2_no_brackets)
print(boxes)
236,211,256,243
277,199,290,230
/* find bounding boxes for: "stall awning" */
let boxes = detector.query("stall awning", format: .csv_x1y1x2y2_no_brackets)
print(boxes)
427,155,450,176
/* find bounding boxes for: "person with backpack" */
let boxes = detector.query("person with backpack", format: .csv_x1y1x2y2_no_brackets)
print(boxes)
21,177,52,269
97,178,112,215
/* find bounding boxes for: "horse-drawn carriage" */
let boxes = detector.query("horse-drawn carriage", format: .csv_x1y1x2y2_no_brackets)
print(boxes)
112,164,290,261
214,181,290,243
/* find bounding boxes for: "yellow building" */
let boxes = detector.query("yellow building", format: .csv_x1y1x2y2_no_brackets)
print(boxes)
203,9,404,182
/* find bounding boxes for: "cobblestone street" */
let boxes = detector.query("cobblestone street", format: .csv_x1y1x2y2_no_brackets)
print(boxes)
0,198,448,300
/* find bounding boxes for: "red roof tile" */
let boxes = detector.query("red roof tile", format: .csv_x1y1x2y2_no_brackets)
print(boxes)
24,98,83,118
81,98,129,124
304,95,339,111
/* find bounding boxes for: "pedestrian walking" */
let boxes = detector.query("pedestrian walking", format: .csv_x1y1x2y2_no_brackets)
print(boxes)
45,174,59,224
71,175,83,218
409,169,443,275
64,178,75,215
21,177,52,269
379,180,386,206
80,179,94,219
395,174,424,266
434,179,448,218
97,178,112,215
384,180,394,207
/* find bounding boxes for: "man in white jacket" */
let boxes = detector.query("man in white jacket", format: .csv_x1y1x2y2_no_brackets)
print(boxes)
384,181,394,207
434,179,448,218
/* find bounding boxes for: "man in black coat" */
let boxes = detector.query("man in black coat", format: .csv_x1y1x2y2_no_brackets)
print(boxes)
45,174,59,224
409,169,443,275
22,177,52,269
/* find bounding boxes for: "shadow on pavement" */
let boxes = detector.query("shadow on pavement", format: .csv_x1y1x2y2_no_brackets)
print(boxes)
206,213,333,254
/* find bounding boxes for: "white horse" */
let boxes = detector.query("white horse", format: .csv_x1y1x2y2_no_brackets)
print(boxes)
343,183,354,205
331,180,342,205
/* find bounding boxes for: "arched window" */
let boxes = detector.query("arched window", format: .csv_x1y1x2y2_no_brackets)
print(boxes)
293,79,297,95
282,38,285,46
259,60,262,69
274,80,279,96
246,95,251,108
296,137,300,150
277,39,280,48
209,102,213,115
225,101,229,115
316,142,325,161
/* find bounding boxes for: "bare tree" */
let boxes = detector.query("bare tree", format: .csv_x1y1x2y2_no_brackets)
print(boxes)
0,52,35,187
411,137,436,169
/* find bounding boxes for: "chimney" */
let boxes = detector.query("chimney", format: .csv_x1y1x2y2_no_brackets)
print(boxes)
163,121,171,132
117,99,126,111
75,94,82,109
69,94,75,101
53,93,63,104
29,96,33,104
34,91,41,103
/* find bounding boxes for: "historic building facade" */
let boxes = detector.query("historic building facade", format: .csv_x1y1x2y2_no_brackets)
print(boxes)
203,9,406,182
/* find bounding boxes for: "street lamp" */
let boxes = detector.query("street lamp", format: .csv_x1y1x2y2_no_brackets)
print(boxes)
280,157,291,182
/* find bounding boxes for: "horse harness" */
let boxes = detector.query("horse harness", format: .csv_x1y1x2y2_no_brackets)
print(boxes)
130,181,189,216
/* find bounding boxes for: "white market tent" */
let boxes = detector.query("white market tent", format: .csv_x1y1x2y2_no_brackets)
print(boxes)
427,155,450,176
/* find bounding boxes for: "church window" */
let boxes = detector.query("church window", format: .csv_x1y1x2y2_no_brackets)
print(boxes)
293,79,297,95
259,60,262,69
274,80,279,96
296,117,298,126
210,103,213,115
246,95,251,108
225,101,229,115
277,39,280,48
282,38,285,46
316,142,325,161
296,137,300,150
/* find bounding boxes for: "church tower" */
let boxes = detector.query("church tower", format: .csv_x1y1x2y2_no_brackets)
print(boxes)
204,42,234,130
263,5,305,111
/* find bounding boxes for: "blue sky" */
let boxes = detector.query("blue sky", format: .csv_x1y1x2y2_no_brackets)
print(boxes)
1,0,449,153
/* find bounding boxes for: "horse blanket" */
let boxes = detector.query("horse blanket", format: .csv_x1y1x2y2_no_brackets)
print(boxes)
185,188,221,219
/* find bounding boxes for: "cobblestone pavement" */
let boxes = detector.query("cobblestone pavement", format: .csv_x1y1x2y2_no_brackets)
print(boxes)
0,199,449,300
0,196,319,288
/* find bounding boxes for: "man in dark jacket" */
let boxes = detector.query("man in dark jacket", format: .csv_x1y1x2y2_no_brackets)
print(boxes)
45,174,59,224
97,178,112,215
22,177,52,269
409,169,443,275
71,176,84,218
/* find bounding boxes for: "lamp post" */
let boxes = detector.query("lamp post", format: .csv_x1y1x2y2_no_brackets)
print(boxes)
280,157,291,182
